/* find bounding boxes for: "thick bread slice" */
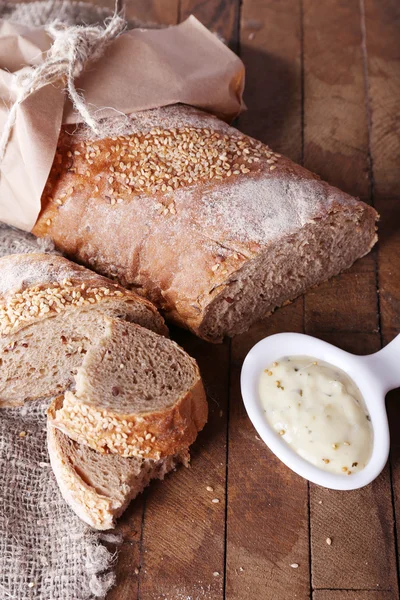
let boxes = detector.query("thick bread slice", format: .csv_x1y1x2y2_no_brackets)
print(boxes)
48,317,208,459
33,104,378,342
47,423,187,530
0,253,167,407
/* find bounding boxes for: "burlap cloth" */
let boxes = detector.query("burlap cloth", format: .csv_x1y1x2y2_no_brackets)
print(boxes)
0,4,156,599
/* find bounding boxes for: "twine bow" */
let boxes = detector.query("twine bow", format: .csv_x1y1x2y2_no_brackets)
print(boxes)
0,10,127,162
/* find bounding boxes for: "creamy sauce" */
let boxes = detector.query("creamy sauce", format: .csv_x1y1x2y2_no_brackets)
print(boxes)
259,356,373,475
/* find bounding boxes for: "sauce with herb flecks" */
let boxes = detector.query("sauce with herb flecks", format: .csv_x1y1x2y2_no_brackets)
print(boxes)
259,356,373,475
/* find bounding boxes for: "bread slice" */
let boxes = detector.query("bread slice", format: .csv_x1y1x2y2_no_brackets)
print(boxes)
48,317,208,459
33,104,378,342
0,253,167,407
47,423,187,530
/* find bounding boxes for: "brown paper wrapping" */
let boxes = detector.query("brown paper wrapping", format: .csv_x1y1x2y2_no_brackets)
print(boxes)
0,15,245,231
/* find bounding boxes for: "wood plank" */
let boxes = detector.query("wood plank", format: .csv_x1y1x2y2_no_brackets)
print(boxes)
376,197,400,340
305,270,379,335
314,592,394,600
311,464,398,591
137,5,238,598
107,3,180,599
303,0,370,203
124,0,179,25
226,2,309,598
139,330,230,600
226,301,310,600
107,541,141,600
362,0,400,586
362,0,400,342
138,4,239,594
303,1,399,592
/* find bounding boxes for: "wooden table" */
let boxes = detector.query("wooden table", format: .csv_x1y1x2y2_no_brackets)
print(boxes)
15,0,398,596
102,2,400,598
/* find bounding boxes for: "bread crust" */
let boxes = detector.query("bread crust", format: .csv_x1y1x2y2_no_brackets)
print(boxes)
0,253,167,337
33,105,378,341
48,370,208,460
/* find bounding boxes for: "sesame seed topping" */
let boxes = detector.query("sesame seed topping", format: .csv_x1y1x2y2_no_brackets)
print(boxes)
56,391,164,457
51,127,281,207
0,283,128,335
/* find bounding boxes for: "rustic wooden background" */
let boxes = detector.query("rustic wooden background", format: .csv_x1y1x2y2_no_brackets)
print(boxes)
15,0,400,597
104,2,400,599
112,1,400,598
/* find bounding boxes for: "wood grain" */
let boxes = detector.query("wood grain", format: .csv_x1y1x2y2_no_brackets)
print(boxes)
8,0,399,596
303,0,370,202
313,592,394,600
124,0,179,25
303,0,378,339
302,0,399,594
304,271,379,335
107,541,141,600
180,0,240,50
108,3,180,598
139,331,230,600
225,2,310,599
239,0,302,161
362,0,400,586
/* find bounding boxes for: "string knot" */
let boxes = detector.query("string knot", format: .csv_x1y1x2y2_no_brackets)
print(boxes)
0,12,127,162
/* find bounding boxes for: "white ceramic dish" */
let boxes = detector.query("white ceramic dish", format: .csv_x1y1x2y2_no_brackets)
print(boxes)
240,332,400,490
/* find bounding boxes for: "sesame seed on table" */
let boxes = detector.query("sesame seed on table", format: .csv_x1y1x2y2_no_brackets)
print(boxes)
9,0,400,598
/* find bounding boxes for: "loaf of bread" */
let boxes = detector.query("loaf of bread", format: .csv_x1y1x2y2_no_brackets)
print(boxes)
33,104,378,342
48,316,207,459
0,253,166,406
47,424,188,530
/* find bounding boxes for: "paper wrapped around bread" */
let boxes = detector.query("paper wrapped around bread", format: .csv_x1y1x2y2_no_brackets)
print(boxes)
33,104,378,342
